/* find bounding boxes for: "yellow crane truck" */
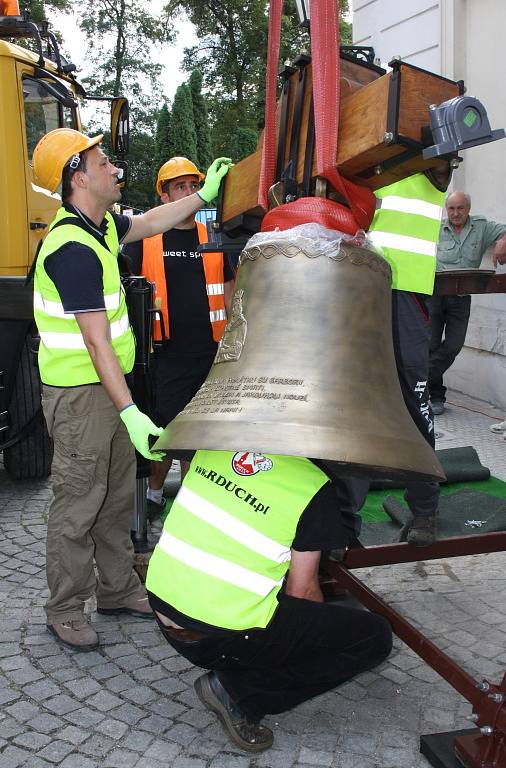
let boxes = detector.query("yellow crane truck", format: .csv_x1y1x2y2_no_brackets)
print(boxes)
0,3,129,479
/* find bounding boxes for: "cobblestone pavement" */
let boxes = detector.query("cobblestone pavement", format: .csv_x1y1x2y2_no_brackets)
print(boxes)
1,390,505,768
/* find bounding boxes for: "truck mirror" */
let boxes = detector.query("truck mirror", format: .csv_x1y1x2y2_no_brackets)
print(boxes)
111,97,129,158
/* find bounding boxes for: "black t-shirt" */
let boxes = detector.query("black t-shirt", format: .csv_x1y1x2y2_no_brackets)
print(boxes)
43,204,131,313
124,226,234,357
148,464,347,633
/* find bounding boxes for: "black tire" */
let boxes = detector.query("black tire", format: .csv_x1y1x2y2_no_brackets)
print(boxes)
3,332,53,480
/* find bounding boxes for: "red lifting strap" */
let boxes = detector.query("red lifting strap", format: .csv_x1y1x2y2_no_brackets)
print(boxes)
258,0,283,212
258,0,376,233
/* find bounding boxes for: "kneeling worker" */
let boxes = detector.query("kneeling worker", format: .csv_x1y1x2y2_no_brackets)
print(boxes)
146,450,392,752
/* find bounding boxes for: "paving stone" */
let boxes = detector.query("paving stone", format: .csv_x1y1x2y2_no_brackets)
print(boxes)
56,725,89,745
36,739,75,763
24,713,64,733
172,758,207,768
85,690,123,712
0,718,24,739
63,707,105,728
4,700,41,722
94,718,129,739
43,694,82,716
21,679,62,702
0,688,21,706
143,738,182,761
108,703,145,725
6,666,44,685
13,730,52,752
59,756,100,768
0,745,32,768
79,733,116,757
164,722,200,747
63,678,102,700
102,749,139,768
104,674,133,693
87,663,121,681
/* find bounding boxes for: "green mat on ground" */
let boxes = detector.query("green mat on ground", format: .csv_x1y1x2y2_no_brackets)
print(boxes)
383,489,506,538
361,475,506,522
370,446,490,491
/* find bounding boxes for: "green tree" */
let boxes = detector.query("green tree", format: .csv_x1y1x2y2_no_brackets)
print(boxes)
76,1,173,210
229,126,258,162
153,102,172,179
168,83,197,163
78,1,172,130
22,0,71,24
189,69,212,171
165,0,352,156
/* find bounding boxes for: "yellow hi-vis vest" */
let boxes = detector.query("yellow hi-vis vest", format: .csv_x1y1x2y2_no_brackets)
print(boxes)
146,450,329,630
368,173,445,295
33,207,135,386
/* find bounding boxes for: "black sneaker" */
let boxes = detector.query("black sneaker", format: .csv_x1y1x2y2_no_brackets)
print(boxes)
431,400,445,416
146,496,166,523
194,672,273,752
406,515,436,547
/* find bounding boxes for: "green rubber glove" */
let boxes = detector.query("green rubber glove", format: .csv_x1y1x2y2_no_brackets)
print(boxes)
120,404,164,461
198,157,233,203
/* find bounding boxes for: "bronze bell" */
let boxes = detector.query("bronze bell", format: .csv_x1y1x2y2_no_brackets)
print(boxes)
155,237,445,483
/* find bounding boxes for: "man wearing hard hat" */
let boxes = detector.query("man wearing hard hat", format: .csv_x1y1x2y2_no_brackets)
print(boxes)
32,128,231,650
126,157,235,520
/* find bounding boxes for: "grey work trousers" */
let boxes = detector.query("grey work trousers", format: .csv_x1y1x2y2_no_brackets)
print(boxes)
42,383,143,624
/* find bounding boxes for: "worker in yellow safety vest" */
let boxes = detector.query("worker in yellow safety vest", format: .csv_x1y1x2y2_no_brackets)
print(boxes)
32,127,231,651
146,449,392,753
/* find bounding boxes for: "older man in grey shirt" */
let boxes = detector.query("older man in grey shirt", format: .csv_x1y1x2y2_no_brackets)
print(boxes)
428,192,506,413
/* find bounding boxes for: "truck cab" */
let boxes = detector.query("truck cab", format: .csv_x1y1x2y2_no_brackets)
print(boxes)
0,6,129,479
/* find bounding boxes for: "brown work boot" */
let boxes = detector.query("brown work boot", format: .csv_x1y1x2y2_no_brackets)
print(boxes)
195,672,273,753
406,515,436,547
97,595,153,619
47,618,99,651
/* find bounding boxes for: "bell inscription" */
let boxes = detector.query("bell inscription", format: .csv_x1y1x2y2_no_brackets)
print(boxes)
182,375,309,416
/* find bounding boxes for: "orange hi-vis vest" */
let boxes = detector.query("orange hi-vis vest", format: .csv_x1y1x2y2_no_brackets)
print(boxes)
142,220,227,342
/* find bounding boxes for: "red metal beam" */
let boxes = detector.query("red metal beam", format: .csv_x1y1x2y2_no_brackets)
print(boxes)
342,531,506,569
327,562,506,737
434,270,506,296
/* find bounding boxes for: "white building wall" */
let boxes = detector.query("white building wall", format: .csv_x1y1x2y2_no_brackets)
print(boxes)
352,0,506,409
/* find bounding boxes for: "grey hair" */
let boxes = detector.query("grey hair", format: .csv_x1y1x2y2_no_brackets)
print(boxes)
446,191,471,207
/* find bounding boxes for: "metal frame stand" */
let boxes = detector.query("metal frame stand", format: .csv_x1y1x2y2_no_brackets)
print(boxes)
327,533,506,768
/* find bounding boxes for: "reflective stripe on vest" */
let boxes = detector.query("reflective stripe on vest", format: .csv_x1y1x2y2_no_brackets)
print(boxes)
146,450,329,630
369,173,444,294
33,208,135,386
142,219,227,342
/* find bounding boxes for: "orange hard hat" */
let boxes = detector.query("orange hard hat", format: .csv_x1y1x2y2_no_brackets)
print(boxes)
33,128,103,193
156,156,204,195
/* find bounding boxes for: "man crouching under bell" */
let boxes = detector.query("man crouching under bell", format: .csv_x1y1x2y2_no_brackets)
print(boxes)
146,449,392,752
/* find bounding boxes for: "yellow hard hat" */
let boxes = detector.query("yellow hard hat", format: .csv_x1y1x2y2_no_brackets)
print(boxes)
156,156,204,195
33,128,104,193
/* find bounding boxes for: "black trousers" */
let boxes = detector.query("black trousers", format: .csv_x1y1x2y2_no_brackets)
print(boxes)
428,295,471,402
154,594,392,721
391,290,439,518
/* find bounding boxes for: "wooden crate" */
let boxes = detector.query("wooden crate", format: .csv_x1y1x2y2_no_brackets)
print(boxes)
219,59,461,235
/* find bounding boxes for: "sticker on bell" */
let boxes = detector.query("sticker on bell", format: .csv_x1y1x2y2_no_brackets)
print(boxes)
232,452,273,476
